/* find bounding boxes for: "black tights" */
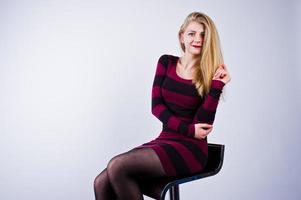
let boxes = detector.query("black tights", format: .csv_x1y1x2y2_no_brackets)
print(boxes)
93,148,172,200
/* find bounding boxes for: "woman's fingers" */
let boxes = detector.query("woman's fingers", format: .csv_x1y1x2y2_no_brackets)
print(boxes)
207,126,213,133
194,123,214,139
214,69,223,78
196,123,212,126
213,73,220,79
216,64,228,75
214,66,230,82
220,71,227,78
200,123,212,128
214,66,227,78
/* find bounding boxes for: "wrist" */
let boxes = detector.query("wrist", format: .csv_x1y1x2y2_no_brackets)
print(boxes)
188,124,195,138
211,80,225,90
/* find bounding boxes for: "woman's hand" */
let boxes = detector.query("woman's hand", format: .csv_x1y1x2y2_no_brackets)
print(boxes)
194,123,213,140
213,64,231,84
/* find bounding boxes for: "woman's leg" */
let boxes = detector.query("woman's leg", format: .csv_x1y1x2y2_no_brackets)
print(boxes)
138,177,173,199
106,148,167,200
94,168,116,200
93,167,171,200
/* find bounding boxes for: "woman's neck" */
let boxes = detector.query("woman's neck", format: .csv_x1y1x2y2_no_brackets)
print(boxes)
179,54,200,71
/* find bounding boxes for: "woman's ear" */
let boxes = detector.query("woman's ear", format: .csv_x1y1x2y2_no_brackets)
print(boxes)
179,33,184,43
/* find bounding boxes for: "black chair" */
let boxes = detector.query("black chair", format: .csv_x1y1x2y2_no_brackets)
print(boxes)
159,143,225,200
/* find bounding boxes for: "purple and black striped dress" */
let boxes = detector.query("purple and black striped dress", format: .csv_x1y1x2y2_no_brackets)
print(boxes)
134,54,225,177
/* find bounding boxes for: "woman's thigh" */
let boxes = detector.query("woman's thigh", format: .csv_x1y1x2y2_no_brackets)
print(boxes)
107,147,166,178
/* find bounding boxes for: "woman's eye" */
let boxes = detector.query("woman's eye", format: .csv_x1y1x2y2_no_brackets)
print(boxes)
188,33,194,36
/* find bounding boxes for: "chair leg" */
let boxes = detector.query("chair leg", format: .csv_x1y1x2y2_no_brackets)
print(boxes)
169,185,180,200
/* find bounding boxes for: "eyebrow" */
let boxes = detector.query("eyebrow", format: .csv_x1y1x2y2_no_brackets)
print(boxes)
188,30,205,33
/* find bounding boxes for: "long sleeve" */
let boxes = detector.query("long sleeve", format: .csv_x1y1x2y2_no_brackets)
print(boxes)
193,80,225,125
151,54,195,137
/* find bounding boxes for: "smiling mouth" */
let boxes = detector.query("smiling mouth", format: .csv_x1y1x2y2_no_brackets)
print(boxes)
192,45,201,48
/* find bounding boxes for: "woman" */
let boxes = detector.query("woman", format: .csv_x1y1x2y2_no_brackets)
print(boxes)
94,11,231,200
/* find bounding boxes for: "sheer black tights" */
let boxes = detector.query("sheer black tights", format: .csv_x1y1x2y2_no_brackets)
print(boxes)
94,148,170,200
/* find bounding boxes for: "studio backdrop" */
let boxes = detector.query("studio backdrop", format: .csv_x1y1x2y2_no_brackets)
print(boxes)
0,0,300,199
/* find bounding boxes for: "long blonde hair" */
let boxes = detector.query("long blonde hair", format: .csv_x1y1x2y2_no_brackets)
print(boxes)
178,12,224,97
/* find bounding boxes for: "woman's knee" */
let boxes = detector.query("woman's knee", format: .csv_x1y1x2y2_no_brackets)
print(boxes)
94,169,109,188
107,153,131,181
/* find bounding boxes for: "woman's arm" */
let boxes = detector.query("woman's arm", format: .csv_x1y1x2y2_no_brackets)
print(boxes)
151,54,195,137
193,80,225,125
193,64,230,139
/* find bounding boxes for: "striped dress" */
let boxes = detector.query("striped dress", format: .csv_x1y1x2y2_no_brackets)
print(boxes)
134,54,225,177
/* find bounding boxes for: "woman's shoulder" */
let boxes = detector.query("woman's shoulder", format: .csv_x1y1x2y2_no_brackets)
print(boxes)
158,54,179,59
157,54,179,66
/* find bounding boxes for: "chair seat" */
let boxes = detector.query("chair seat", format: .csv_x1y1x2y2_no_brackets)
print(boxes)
159,143,225,200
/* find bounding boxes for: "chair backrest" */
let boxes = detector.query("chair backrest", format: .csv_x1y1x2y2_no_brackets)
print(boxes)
202,143,225,175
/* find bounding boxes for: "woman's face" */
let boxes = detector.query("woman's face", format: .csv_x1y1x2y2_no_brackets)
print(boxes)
180,21,205,56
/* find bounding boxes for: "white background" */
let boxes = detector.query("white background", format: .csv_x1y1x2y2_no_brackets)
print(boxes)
1,0,300,199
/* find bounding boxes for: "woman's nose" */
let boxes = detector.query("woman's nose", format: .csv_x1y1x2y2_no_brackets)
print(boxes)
194,35,203,43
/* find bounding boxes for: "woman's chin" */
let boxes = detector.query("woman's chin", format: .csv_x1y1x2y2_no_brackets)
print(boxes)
188,48,201,55
190,51,202,57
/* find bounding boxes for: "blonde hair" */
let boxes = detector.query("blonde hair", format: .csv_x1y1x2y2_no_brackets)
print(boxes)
178,12,224,97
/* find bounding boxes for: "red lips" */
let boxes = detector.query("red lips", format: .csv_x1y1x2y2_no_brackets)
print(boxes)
192,45,201,48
